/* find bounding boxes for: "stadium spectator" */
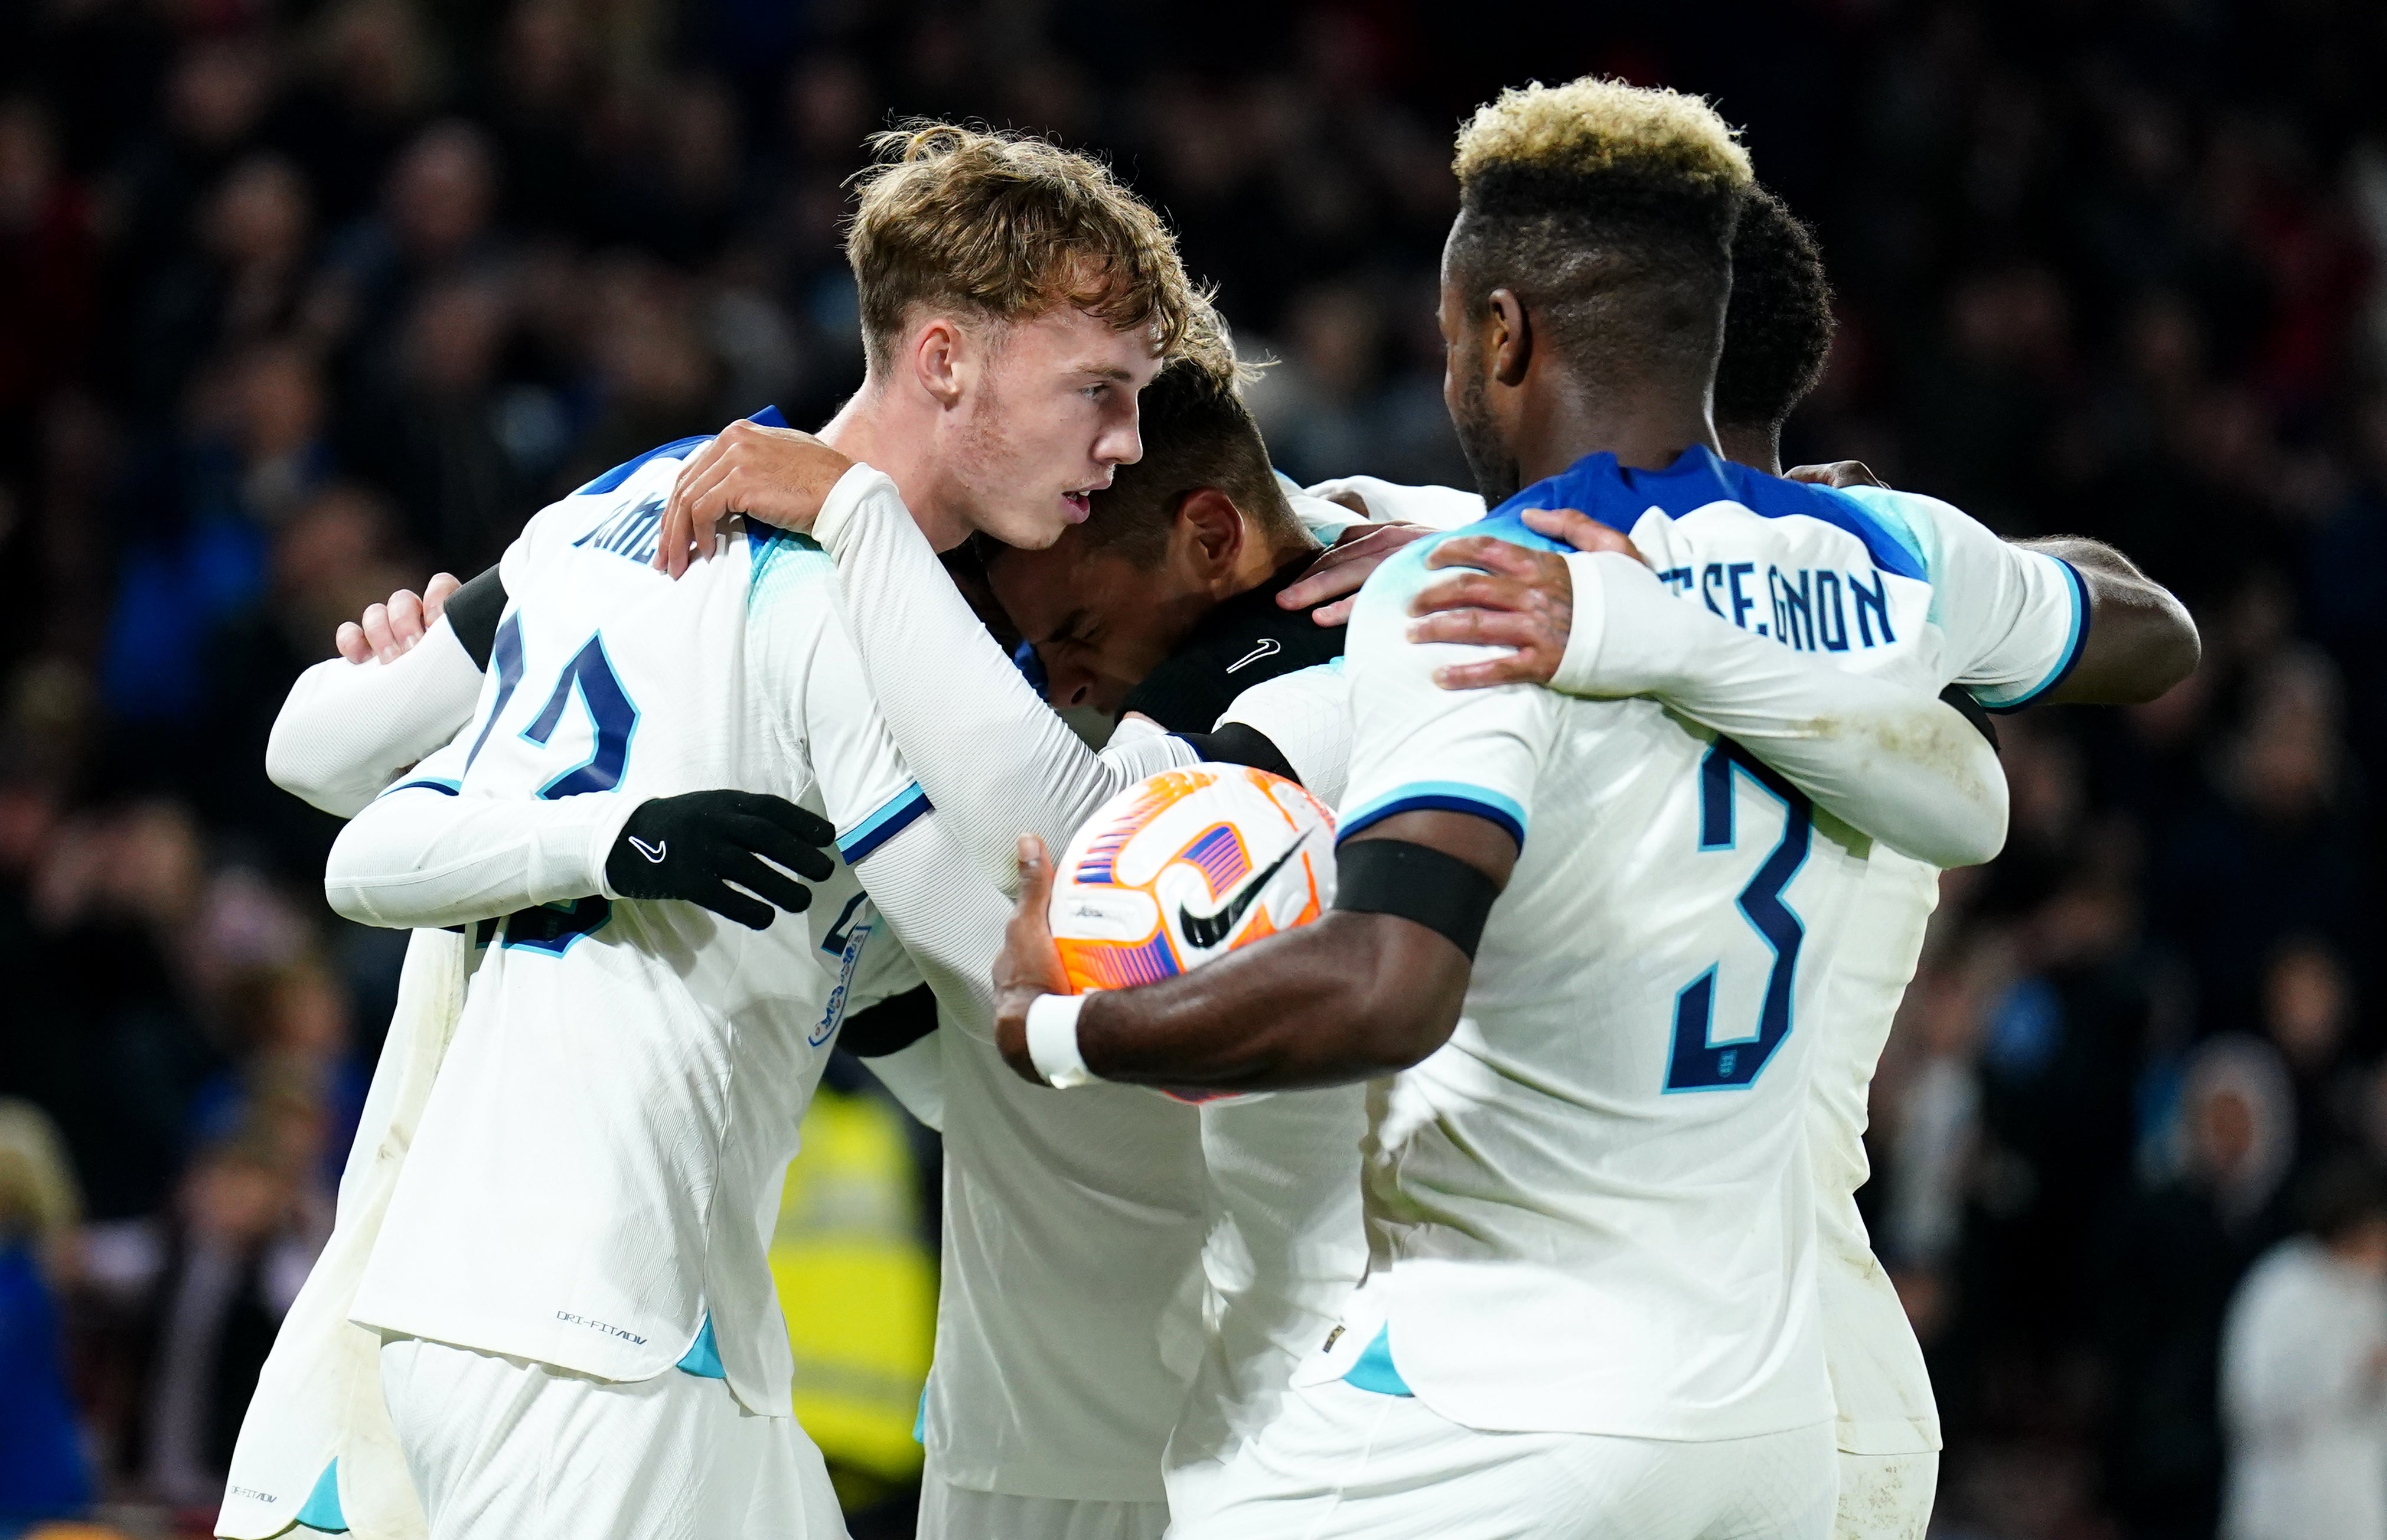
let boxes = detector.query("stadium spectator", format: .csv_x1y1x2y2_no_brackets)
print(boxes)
0,0,2376,1529
0,1098,91,1519
2219,1160,2387,1540
2102,1036,2300,1539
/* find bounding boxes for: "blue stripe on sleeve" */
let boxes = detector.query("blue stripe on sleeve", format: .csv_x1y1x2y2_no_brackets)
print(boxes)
1338,781,1527,849
839,784,933,863
383,776,462,797
1981,556,2092,714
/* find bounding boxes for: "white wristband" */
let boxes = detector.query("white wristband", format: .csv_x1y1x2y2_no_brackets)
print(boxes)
1025,993,1100,1089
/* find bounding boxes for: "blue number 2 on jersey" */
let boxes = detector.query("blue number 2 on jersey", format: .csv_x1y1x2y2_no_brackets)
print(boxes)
518,633,639,798
1665,739,1811,1092
453,619,640,954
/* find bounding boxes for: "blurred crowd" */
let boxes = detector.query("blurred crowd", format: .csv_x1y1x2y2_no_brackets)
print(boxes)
0,0,2382,1536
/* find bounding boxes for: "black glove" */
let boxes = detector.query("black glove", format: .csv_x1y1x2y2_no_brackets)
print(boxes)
605,790,839,931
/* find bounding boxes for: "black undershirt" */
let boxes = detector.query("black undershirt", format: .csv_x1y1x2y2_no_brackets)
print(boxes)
445,565,508,670
839,984,938,1058
1119,556,1346,738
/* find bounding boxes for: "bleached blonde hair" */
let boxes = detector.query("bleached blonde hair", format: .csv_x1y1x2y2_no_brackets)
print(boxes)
1454,77,1751,196
1446,76,1755,384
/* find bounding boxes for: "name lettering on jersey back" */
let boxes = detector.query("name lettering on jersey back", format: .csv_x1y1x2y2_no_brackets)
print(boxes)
1659,562,1899,654
572,493,667,567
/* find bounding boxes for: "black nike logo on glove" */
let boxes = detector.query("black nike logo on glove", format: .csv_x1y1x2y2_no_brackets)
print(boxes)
1180,831,1309,950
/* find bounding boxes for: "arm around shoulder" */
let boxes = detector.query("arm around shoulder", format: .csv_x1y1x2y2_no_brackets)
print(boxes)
2019,537,2200,705
267,619,487,818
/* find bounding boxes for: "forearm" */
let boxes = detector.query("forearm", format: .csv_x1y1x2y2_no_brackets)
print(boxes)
2019,538,2199,704
1072,912,1461,1092
1557,552,2008,868
816,468,1196,893
325,787,633,928
267,622,485,817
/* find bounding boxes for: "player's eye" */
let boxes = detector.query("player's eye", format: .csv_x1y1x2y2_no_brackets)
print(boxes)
1081,383,1110,400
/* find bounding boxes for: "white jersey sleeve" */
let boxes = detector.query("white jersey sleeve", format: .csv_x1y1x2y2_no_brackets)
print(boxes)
777,549,1013,1033
1303,475,1488,532
1834,485,2089,709
322,739,635,928
810,467,1197,894
266,619,485,818
1341,566,1558,849
1217,662,1355,805
1548,550,2008,870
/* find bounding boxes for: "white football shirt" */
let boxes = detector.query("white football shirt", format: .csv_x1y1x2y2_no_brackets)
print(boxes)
1793,482,2085,1454
1312,446,2084,1441
341,448,980,1420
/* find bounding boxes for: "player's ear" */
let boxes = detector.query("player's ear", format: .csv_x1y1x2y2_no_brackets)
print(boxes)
1488,289,1531,389
913,315,969,408
1175,488,1245,579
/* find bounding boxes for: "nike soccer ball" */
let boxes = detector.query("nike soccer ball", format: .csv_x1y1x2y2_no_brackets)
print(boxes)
1048,764,1336,994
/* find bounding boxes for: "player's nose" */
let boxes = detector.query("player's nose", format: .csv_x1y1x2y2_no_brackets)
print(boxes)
1035,647,1094,710
1098,407,1143,468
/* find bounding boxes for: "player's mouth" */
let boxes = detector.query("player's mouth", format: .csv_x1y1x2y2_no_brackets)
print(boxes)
1062,490,1093,522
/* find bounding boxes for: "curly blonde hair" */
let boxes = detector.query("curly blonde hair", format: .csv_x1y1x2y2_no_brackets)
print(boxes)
1454,77,1750,195
1446,77,1755,384
847,122,1202,373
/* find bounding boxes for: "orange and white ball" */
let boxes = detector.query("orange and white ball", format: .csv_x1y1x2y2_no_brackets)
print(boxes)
1049,764,1336,994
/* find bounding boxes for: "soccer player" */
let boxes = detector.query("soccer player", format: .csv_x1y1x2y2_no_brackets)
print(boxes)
1398,186,2196,1540
978,77,2118,1538
226,125,1202,1540
309,338,2001,1540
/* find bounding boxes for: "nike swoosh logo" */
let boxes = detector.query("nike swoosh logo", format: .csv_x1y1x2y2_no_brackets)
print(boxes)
630,836,668,864
1226,637,1283,673
1179,831,1307,950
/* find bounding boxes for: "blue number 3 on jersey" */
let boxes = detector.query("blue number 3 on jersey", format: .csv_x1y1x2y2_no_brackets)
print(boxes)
1665,739,1811,1092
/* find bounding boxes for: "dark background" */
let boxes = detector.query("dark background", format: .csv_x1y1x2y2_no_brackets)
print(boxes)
1,1,2383,1535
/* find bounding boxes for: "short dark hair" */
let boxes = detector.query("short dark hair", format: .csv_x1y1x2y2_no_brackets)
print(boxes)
1073,357,1299,567
1715,185,1835,433
1447,78,1753,388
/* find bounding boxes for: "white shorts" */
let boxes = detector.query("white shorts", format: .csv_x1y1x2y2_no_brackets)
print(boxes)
917,1470,1168,1540
379,1336,846,1540
1172,1378,1835,1540
1833,1450,1937,1540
